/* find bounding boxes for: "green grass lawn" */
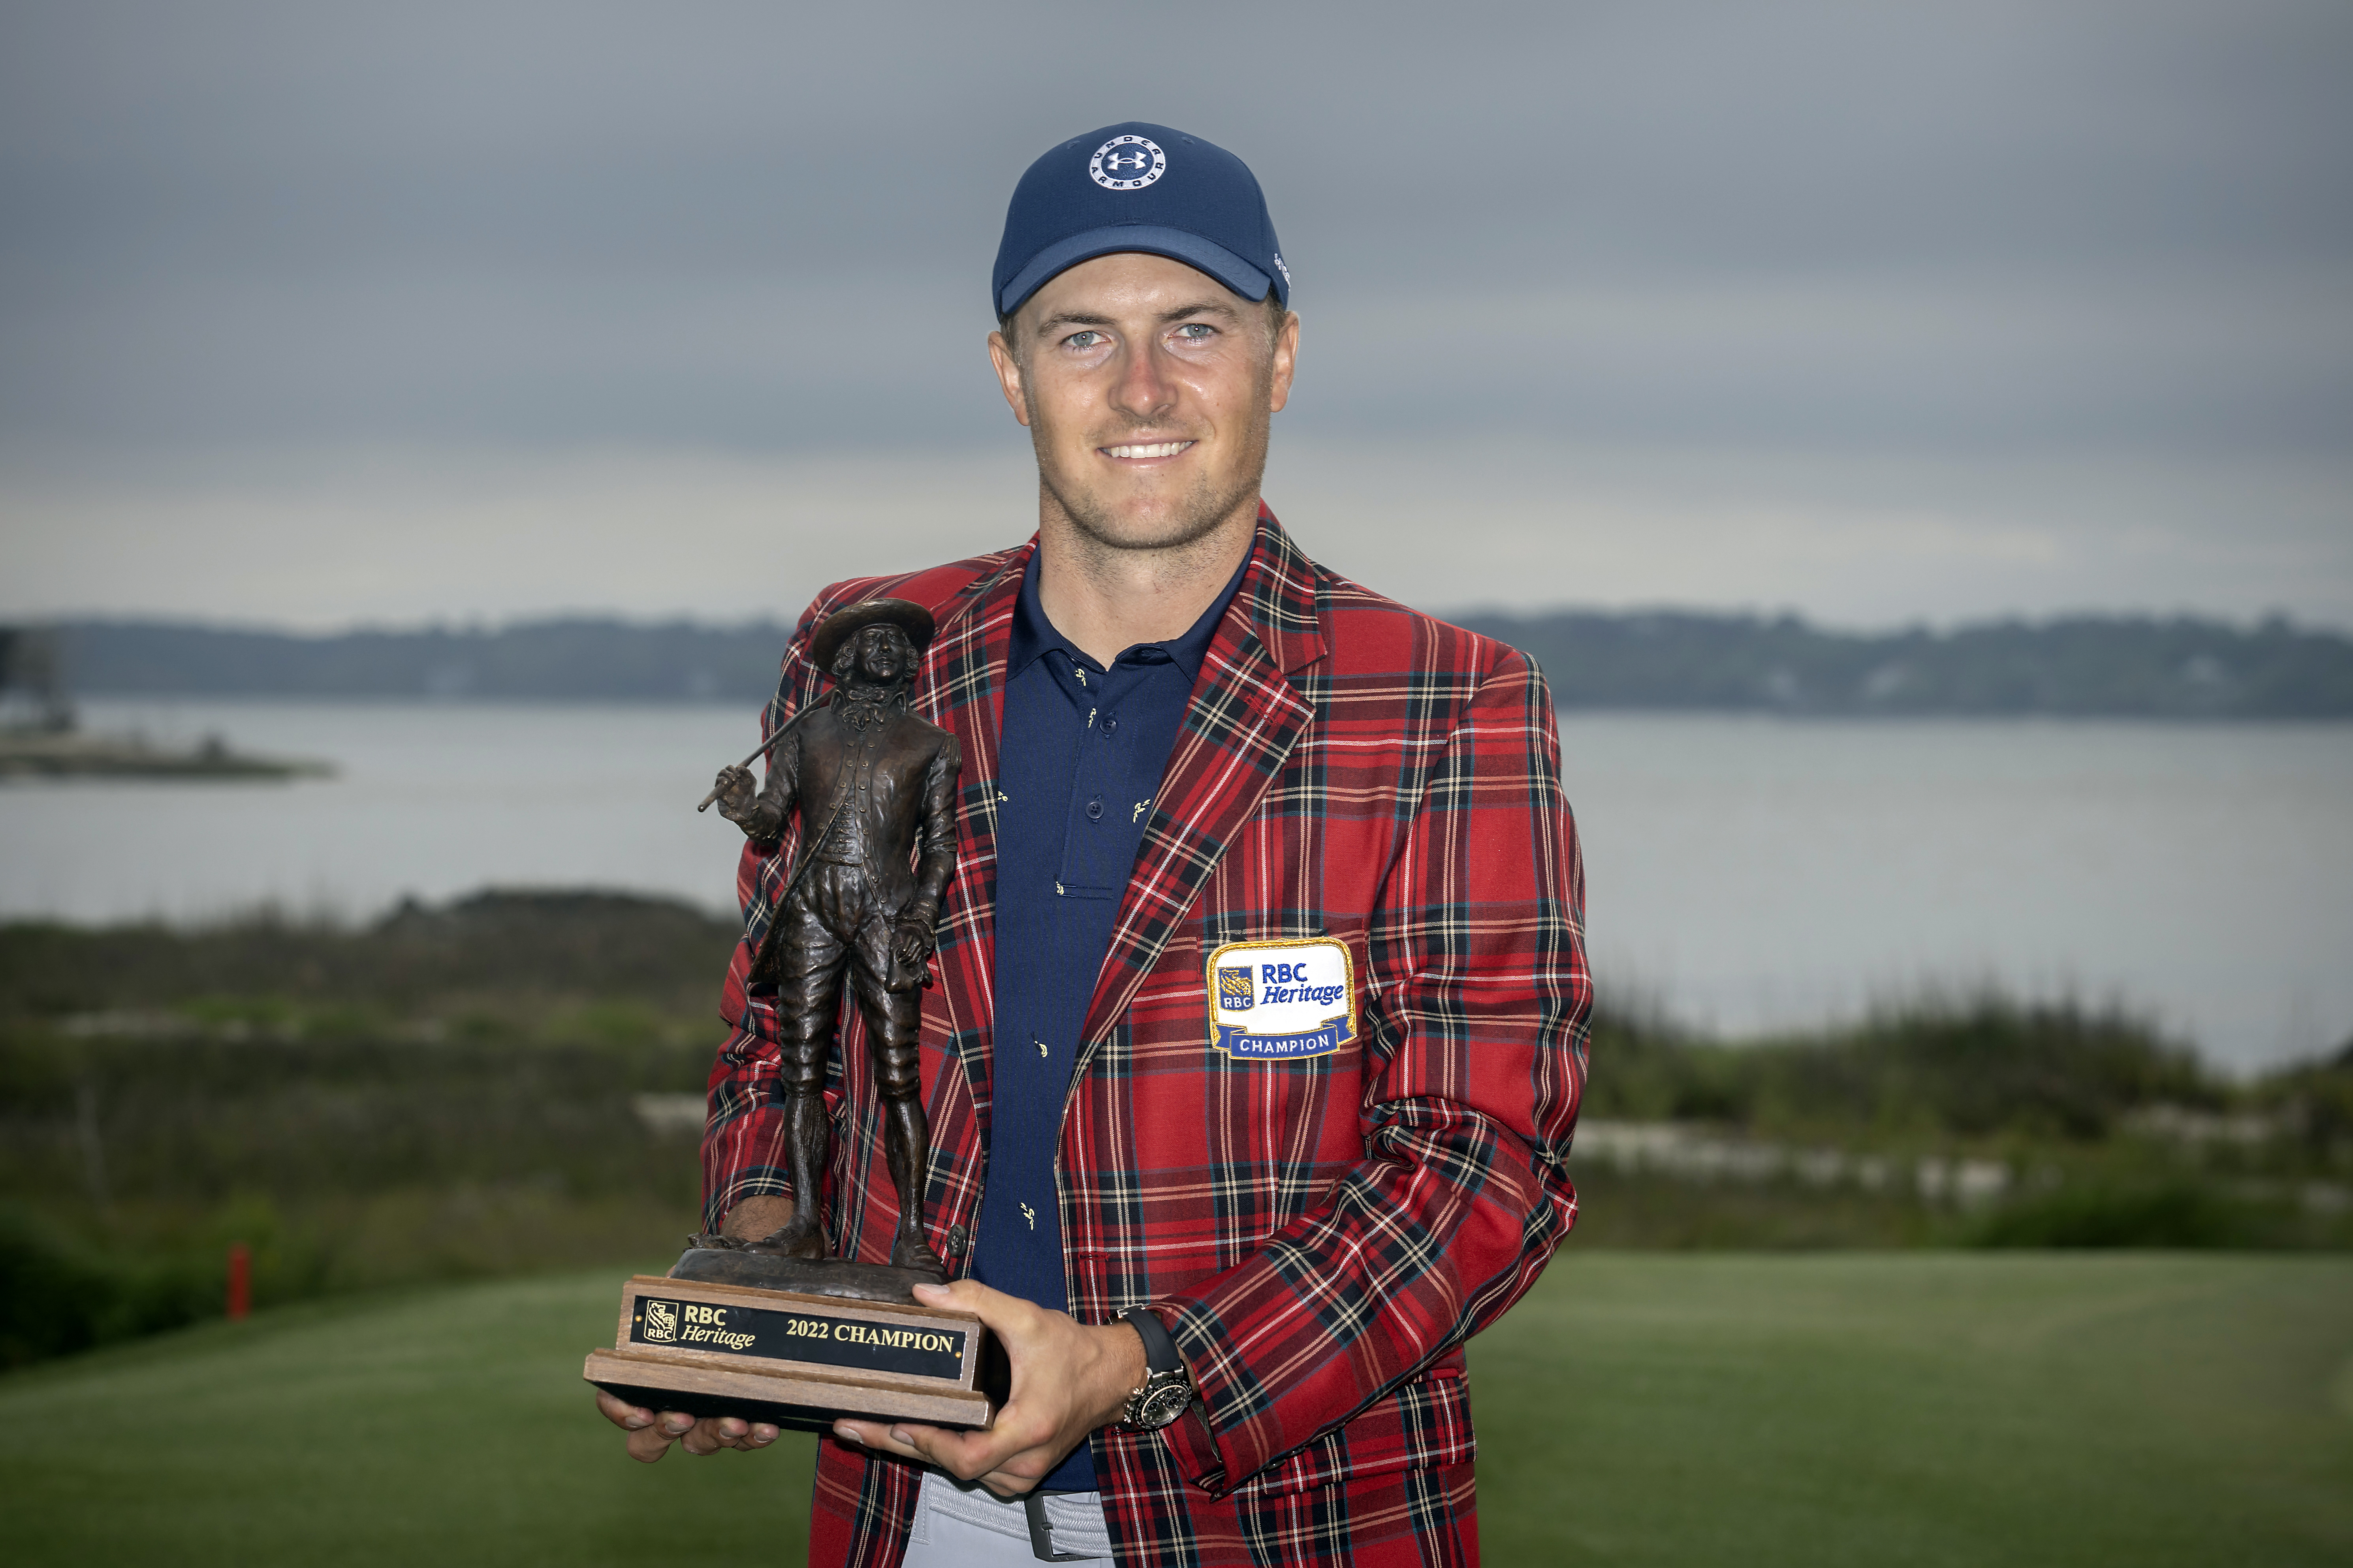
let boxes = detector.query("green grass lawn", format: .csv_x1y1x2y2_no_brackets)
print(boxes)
1,1253,2347,1566
1481,1254,2353,1565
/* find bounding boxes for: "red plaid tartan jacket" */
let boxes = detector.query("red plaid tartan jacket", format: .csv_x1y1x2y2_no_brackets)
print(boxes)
703,510,1589,1566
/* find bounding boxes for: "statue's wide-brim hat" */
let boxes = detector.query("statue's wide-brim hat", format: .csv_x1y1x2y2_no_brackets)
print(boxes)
810,598,937,671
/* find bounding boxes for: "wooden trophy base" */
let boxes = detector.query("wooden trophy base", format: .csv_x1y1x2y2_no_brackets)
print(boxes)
584,1269,1006,1433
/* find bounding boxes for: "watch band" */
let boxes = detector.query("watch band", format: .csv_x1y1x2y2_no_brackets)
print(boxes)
1120,1304,1182,1375
1116,1305,1194,1431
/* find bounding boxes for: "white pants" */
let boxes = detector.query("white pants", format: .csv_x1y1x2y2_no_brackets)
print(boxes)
899,1468,1114,1565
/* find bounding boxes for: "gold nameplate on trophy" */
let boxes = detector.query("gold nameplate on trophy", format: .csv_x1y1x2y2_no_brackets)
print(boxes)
583,1274,1006,1431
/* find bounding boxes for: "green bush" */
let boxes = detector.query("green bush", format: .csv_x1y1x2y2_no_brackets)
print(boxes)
1584,994,2220,1143
1969,1184,2274,1249
0,1206,219,1368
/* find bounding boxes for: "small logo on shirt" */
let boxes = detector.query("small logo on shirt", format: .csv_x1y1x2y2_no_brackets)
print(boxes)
1089,135,1166,191
1206,938,1356,1060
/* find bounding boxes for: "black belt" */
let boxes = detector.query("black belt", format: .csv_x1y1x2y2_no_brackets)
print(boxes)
1022,1490,1091,1562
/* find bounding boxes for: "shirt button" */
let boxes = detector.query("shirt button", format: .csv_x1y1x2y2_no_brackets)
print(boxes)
1100,714,1118,735
1085,797,1104,820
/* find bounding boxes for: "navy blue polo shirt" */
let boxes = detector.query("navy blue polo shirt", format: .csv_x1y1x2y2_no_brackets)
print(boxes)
971,539,1249,1491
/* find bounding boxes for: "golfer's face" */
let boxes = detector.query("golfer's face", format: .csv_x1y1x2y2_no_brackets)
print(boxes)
992,252,1296,550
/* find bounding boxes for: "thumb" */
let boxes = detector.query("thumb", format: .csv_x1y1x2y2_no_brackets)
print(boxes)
911,1278,974,1311
914,1278,1039,1343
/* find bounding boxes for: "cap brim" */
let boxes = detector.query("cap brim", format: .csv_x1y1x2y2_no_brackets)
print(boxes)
997,225,1275,318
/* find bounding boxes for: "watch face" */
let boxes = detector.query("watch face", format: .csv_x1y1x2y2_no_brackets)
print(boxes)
1137,1381,1192,1430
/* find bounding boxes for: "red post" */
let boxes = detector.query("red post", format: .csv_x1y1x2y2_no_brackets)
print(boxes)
226,1242,252,1321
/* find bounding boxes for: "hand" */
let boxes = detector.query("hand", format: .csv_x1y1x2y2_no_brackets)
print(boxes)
831,1279,1147,1497
711,763,758,822
892,913,937,973
594,1389,781,1465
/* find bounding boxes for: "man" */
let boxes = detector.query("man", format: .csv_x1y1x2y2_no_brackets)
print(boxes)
707,605,960,1275
598,122,1590,1566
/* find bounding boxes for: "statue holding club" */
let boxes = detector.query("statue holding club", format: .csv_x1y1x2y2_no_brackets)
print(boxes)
703,598,960,1277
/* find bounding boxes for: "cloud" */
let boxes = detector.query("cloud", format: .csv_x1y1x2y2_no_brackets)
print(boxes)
1,0,2347,624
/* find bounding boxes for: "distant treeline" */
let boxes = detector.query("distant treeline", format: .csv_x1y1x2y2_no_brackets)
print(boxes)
34,609,2353,716
1452,609,2353,718
50,617,792,703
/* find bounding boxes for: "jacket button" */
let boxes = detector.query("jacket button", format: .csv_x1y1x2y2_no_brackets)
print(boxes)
945,1224,970,1256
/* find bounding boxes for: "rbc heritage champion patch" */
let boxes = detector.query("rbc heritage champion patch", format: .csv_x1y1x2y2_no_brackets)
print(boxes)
1206,938,1357,1060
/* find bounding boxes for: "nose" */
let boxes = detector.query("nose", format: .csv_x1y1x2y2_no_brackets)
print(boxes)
1109,334,1177,424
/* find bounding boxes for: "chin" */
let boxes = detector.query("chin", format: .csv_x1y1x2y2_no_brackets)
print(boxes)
1054,472,1253,555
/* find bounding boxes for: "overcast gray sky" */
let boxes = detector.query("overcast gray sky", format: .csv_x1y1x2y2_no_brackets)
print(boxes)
2,0,2347,629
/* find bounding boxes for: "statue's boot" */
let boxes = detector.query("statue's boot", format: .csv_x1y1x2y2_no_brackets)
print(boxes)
883,1093,946,1275
748,1089,829,1261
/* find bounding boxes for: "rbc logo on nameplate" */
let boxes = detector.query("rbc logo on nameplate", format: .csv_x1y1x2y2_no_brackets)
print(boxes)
642,1299,680,1343
1206,939,1356,1060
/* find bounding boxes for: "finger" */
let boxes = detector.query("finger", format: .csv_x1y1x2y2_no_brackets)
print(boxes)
830,1417,992,1476
709,1416,774,1452
596,1390,657,1432
912,1280,1056,1369
911,1276,1017,1322
634,1409,694,1461
832,1418,924,1461
624,1414,688,1464
706,1422,771,1450
883,1418,1036,1485
680,1416,732,1457
978,1471,1044,1499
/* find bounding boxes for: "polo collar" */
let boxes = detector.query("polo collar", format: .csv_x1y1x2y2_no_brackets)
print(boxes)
1007,531,1253,684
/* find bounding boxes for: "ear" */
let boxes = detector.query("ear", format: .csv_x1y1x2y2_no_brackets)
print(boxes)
986,327,1033,428
1266,310,1300,415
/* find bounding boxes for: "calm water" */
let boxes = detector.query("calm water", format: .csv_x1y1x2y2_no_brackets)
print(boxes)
3,700,2348,1072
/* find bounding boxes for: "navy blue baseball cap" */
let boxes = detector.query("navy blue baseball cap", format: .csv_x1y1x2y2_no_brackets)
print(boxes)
992,122,1289,320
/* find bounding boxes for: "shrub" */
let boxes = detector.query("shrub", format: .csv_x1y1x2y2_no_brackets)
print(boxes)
0,1207,221,1368
1969,1183,2272,1249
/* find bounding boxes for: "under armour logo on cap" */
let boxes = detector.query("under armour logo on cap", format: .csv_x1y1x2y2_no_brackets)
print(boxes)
1089,134,1166,190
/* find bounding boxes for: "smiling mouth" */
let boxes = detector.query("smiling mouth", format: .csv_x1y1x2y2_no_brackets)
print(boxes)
1101,440,1195,459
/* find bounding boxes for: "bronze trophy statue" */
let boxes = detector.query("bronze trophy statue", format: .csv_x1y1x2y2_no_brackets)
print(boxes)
697,597,960,1281
585,600,1003,1431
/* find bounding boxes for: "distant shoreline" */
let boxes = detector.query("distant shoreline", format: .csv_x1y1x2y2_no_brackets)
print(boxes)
56,694,2353,727
26,609,2353,719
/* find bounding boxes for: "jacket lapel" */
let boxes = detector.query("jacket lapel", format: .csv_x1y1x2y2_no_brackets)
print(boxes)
1078,511,1328,1051
918,545,1027,1130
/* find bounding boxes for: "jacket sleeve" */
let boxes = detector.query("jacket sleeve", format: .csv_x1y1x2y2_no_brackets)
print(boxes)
1151,649,1590,1492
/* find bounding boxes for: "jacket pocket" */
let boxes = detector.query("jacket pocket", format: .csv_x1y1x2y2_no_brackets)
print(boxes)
1228,1358,1475,1499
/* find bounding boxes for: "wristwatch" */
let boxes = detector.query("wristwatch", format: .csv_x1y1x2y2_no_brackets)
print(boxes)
1116,1305,1195,1431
